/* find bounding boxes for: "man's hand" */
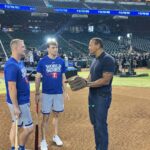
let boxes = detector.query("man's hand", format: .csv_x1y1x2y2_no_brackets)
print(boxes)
13,105,21,119
35,93,40,104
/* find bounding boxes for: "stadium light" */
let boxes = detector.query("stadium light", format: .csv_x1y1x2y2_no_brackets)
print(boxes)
118,36,122,41
127,33,132,39
46,37,56,43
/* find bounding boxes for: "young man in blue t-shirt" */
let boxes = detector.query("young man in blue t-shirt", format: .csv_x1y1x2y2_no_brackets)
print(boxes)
4,39,33,150
35,40,69,150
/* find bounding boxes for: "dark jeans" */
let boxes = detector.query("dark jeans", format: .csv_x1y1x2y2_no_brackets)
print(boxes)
89,93,112,150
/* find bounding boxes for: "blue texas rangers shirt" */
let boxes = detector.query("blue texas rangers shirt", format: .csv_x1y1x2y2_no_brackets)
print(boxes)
4,57,30,105
37,56,66,94
90,52,115,96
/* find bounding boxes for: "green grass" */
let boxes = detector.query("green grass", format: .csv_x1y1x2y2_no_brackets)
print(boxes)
0,78,6,94
0,79,37,95
113,71,150,87
79,69,150,88
0,69,150,94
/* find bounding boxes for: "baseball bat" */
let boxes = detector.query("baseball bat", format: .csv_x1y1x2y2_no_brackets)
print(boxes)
34,103,39,150
15,118,18,150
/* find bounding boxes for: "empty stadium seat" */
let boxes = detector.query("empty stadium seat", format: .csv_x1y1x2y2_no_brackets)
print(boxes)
0,0,6,4
12,0,45,7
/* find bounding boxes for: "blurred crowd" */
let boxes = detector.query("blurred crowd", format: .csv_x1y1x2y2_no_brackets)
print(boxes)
112,52,150,72
23,49,150,69
1,48,150,70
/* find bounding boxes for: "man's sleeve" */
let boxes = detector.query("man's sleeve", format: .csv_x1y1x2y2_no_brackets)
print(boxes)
6,64,18,81
62,60,67,74
36,60,43,74
103,56,115,73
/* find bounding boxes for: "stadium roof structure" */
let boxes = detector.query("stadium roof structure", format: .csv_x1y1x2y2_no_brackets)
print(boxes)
0,0,150,16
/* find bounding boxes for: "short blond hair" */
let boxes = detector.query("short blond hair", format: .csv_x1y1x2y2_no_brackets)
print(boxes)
47,41,58,48
10,39,24,50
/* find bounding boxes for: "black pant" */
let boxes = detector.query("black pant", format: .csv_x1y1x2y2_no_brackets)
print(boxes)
89,93,111,150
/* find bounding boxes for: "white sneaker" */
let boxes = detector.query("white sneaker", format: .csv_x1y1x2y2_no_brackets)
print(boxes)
40,139,48,150
52,135,63,146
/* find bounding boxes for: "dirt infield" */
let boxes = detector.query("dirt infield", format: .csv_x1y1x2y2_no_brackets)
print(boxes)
0,86,150,150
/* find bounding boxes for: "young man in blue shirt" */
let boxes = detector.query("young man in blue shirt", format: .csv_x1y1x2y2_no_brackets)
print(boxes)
35,40,69,150
4,39,33,150
86,38,115,150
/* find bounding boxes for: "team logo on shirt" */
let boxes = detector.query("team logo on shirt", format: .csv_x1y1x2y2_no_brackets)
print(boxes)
46,64,61,73
21,67,27,78
45,64,61,78
21,67,29,83
52,72,58,78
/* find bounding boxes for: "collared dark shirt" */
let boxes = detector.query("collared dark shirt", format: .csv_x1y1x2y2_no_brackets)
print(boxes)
90,52,115,96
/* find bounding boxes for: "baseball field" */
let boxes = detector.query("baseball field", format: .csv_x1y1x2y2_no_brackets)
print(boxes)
0,68,150,150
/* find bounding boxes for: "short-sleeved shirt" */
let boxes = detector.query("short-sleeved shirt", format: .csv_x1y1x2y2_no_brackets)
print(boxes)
4,57,30,105
36,56,66,94
90,52,115,96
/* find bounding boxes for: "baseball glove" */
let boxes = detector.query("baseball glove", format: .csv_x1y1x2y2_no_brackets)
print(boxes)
66,76,87,91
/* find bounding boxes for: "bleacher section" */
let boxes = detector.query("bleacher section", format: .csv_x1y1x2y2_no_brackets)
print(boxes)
12,0,45,7
132,36,150,51
0,0,149,12
0,0,6,3
0,31,11,55
86,3,120,10
120,4,150,11
48,1,150,11
0,31,150,56
60,33,122,54
44,1,150,12
86,2,150,11
48,1,86,8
